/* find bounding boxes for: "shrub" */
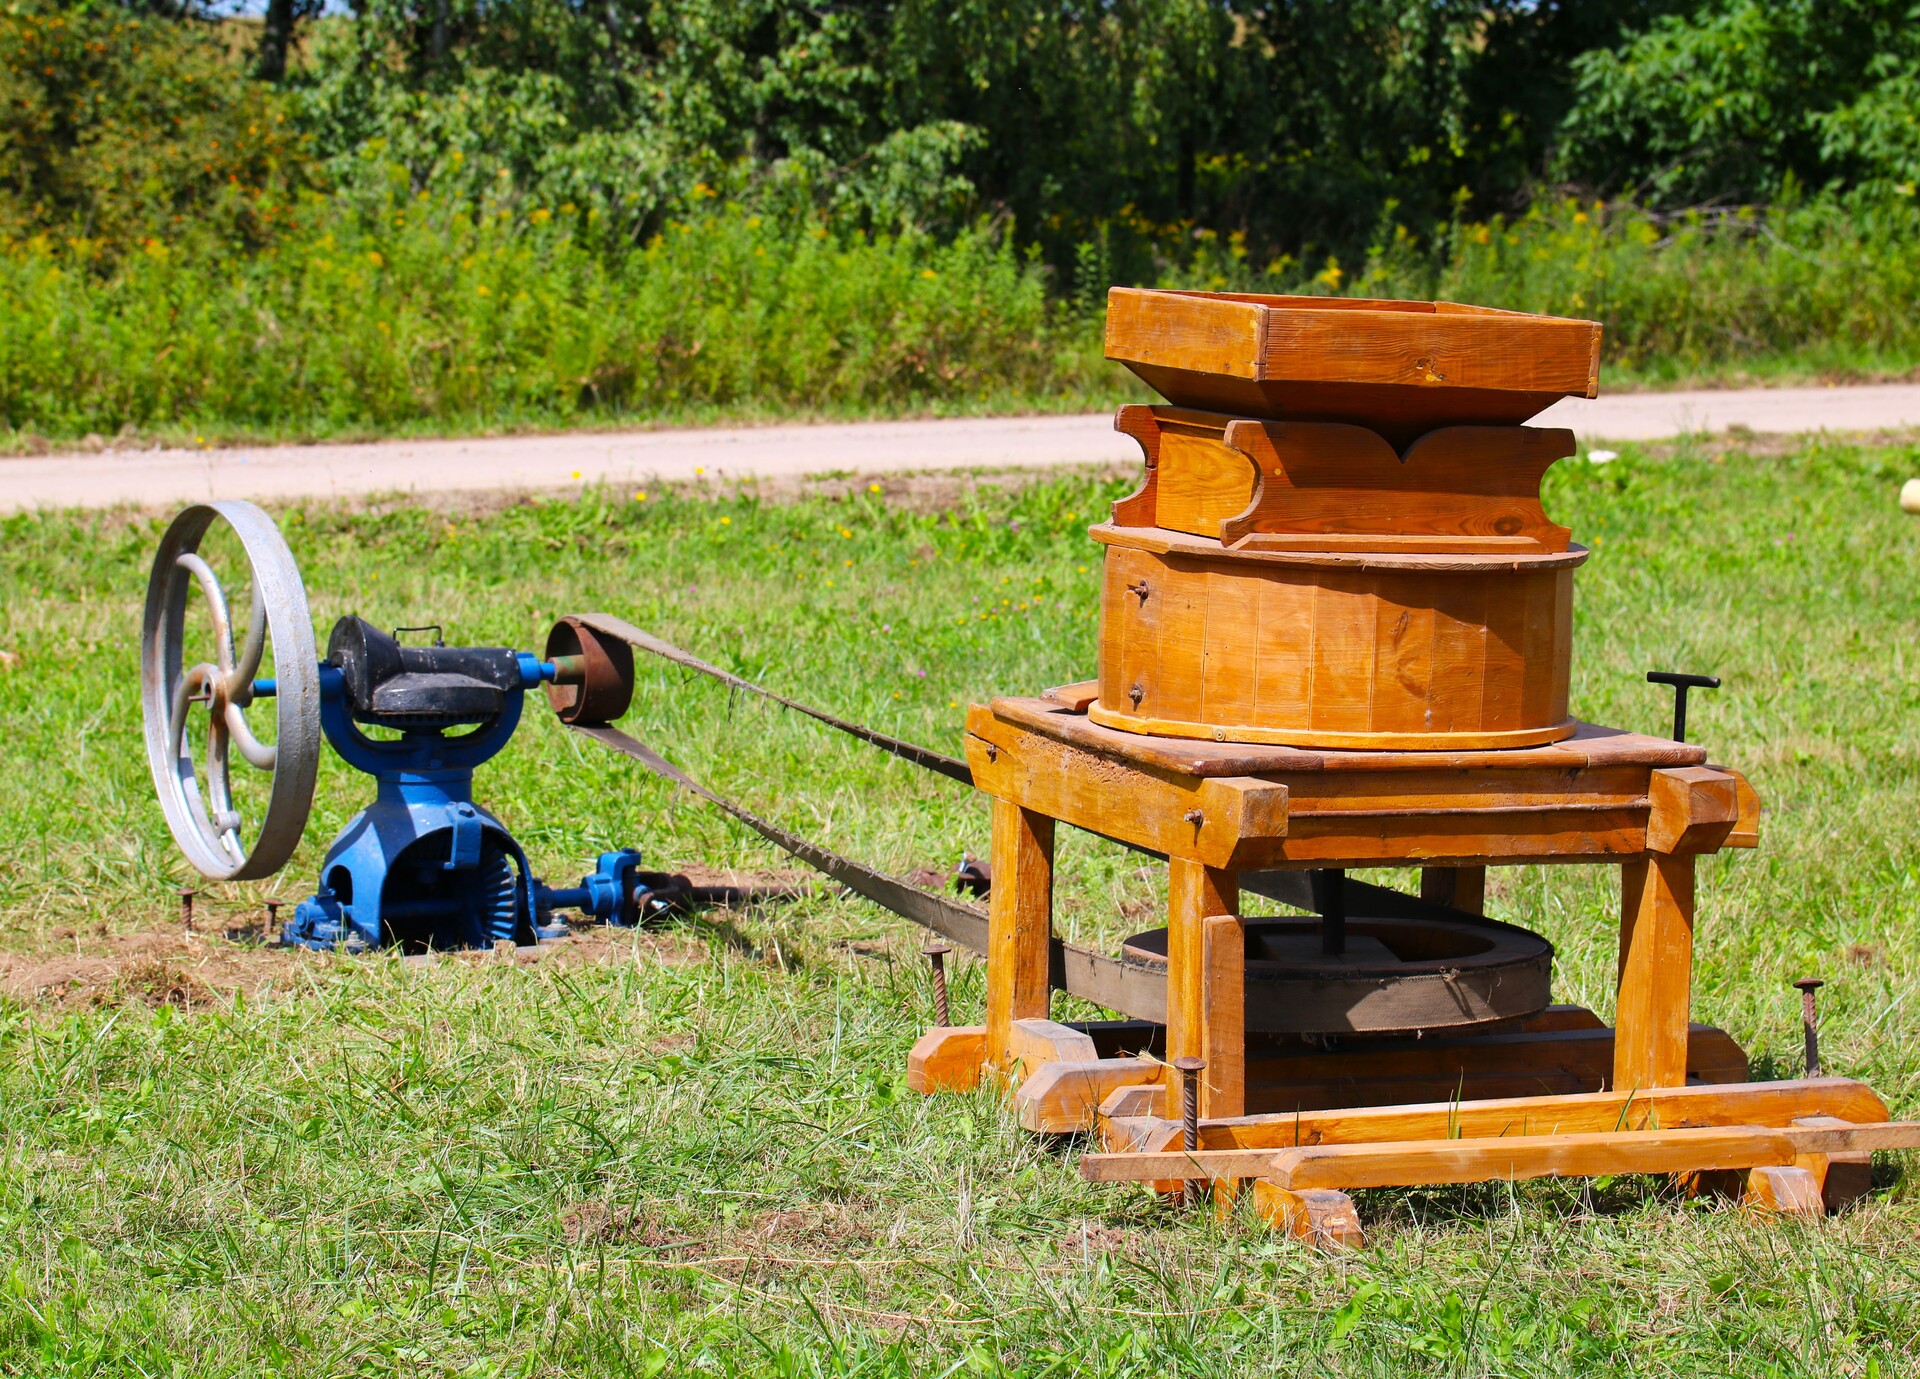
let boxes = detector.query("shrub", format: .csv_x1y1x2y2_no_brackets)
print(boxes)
0,187,1083,437
0,3,312,253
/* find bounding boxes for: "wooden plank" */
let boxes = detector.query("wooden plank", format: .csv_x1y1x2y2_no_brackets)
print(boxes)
1723,768,1762,848
1100,1084,1168,1120
1199,563,1262,725
1743,1165,1826,1219
1784,1121,1920,1155
1231,532,1545,555
966,709,1289,870
1102,289,1601,403
1276,808,1651,866
1615,854,1695,1089
1078,1078,1890,1181
1105,288,1266,380
1014,1056,1162,1134
1256,303,1601,396
1793,1114,1874,1212
1200,912,1246,1118
1266,1126,1798,1190
1006,1018,1098,1071
984,799,1054,1071
1091,1115,1920,1188
1155,423,1259,538
970,708,1702,869
1042,680,1100,712
1110,406,1161,527
988,697,1707,778
1100,1114,1183,1195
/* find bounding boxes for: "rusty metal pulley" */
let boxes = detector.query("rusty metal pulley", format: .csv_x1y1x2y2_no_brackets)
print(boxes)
544,616,634,725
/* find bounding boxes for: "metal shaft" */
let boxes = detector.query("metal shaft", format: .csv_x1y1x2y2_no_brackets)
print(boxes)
1173,1056,1206,1206
179,889,196,933
265,901,281,942
924,942,952,1028
1795,978,1824,1078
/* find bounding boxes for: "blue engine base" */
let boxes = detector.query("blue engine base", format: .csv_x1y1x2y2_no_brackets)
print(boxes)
278,656,663,953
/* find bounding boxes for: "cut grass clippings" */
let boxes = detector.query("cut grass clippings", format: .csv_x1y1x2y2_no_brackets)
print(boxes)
2,437,1920,1374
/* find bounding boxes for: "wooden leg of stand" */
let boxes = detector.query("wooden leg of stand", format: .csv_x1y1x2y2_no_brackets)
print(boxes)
1615,854,1696,1090
1420,866,1486,915
984,799,1054,1073
1164,859,1241,1117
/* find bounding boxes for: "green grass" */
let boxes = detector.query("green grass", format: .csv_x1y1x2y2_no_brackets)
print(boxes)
3,439,1920,1374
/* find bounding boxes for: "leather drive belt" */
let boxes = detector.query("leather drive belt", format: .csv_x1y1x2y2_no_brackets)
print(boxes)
560,613,1488,1026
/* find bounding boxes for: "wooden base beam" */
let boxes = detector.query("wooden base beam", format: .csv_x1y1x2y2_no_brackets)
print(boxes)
1080,1079,1895,1182
1014,1019,1753,1135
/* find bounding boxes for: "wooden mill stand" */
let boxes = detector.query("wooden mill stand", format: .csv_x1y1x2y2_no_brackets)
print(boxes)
909,290,1912,1247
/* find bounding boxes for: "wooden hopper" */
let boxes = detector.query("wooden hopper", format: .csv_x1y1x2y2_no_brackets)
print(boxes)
1105,288,1601,449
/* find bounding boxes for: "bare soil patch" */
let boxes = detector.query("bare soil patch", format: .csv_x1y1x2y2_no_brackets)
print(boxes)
0,866,810,1010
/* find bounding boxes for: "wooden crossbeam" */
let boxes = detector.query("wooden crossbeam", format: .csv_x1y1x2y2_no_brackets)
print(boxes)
1206,1076,1887,1149
1079,1083,1917,1185
1272,1126,1773,1192
1269,1121,1920,1191
1086,1120,1920,1188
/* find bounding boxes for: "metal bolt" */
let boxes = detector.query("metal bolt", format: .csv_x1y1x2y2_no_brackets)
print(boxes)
265,901,281,942
1794,977,1825,1078
1183,808,1204,826
178,889,196,933
923,941,953,1027
1172,1055,1207,1206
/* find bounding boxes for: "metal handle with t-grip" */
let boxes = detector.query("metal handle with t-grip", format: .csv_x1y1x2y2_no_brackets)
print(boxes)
1646,670,1720,745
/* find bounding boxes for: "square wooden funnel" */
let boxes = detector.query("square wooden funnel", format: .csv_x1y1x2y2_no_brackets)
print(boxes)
1105,289,1601,448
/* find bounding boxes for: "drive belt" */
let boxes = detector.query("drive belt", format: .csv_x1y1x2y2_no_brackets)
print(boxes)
563,612,1476,927
572,613,972,784
561,612,1521,1030
569,720,1170,1021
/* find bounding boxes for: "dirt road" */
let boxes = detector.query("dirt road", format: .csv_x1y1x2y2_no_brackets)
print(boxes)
6,382,1918,514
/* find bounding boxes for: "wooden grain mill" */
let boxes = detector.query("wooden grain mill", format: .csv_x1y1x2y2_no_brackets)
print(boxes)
910,288,1915,1246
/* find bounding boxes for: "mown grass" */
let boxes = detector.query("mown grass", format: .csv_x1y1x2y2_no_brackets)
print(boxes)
2,437,1920,1374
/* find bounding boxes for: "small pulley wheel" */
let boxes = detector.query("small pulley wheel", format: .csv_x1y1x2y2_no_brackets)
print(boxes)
141,502,321,880
545,616,634,725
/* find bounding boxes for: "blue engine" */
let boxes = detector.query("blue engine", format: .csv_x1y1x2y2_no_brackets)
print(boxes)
279,617,673,952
